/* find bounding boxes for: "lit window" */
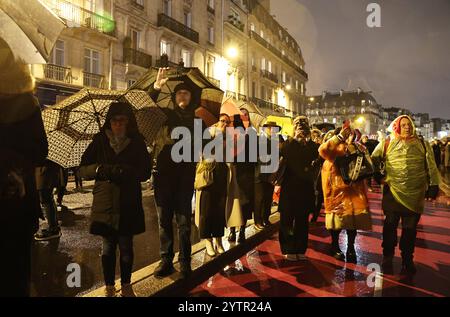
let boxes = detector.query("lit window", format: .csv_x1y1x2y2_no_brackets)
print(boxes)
160,40,171,58
84,48,101,74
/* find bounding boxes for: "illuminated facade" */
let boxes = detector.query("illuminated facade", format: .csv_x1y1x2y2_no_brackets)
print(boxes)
31,0,309,118
306,88,383,136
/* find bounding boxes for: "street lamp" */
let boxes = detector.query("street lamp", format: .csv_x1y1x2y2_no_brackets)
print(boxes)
227,47,239,59
285,84,292,91
356,116,365,125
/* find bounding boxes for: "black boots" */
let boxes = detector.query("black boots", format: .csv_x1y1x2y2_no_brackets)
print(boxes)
401,257,417,275
329,230,358,263
237,227,246,243
329,230,345,260
228,227,246,243
227,227,236,242
154,261,175,279
346,230,357,263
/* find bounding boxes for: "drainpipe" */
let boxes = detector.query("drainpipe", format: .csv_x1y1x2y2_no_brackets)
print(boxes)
108,0,114,89
221,0,224,57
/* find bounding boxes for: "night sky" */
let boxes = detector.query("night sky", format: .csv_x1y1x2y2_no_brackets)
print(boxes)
270,0,450,118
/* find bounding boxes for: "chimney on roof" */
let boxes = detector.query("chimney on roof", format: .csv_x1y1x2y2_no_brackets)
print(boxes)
340,89,344,97
357,87,362,95
322,91,327,100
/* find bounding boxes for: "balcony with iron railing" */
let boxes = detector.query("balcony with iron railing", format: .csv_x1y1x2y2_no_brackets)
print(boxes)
44,0,116,36
225,91,248,102
157,13,199,43
250,97,286,115
124,48,152,69
260,69,279,84
43,64,72,84
83,72,105,88
249,30,308,80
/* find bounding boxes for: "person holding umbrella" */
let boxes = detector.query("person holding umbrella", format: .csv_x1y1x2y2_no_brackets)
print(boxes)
149,68,206,279
79,101,152,297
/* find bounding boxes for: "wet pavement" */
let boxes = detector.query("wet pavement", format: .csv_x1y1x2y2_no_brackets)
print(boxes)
190,186,450,297
30,170,450,297
30,182,200,297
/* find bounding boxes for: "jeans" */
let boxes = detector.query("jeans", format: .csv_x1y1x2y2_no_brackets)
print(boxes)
39,188,58,230
102,235,134,286
156,204,192,266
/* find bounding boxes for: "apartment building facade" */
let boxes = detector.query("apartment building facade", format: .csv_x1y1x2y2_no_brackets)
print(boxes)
32,0,309,118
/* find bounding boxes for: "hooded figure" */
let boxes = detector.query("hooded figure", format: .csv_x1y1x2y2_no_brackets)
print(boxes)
0,39,48,297
79,101,152,297
371,115,440,274
319,125,372,262
148,69,209,279
278,116,319,261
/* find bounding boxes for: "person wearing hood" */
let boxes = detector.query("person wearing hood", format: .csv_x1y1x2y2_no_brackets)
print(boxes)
278,116,319,261
372,115,440,274
149,68,206,279
195,114,230,257
319,125,373,263
0,38,48,296
79,102,152,297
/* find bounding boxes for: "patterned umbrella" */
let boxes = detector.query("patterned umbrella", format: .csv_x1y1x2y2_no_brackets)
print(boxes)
129,67,224,117
42,88,166,168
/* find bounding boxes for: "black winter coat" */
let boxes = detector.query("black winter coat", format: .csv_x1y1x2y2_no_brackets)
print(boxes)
79,132,152,236
279,138,319,212
0,93,48,233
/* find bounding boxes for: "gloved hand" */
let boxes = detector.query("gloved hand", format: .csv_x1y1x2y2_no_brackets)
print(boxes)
426,185,439,200
96,164,124,183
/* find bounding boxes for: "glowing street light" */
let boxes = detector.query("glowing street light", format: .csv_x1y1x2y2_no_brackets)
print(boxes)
227,47,239,59
285,84,292,91
309,97,315,102
356,116,365,125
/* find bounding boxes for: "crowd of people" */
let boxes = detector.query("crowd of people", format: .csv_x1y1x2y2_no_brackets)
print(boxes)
1,41,444,298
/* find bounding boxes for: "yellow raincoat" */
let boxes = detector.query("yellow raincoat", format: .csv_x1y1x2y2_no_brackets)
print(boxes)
372,115,440,213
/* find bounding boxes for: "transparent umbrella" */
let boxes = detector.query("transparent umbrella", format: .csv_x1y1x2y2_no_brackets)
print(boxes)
0,0,66,64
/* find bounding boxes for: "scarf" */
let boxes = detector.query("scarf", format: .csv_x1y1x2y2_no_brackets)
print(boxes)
105,129,130,154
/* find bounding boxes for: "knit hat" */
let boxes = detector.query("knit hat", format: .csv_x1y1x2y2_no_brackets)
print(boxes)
0,38,35,95
174,82,193,94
